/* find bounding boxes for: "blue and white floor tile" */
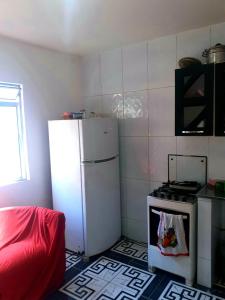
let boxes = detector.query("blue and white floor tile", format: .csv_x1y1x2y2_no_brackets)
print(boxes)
159,281,224,300
111,239,148,262
66,249,81,271
46,239,225,300
60,256,155,299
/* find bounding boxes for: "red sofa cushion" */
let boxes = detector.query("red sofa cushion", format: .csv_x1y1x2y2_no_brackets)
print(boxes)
0,206,65,300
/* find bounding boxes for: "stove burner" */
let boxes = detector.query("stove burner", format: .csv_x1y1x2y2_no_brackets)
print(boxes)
150,182,199,203
165,180,201,193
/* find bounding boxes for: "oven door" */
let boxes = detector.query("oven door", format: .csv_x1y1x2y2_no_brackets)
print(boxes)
147,196,197,286
149,206,189,251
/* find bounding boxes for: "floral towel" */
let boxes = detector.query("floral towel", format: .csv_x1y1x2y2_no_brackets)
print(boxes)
157,212,189,256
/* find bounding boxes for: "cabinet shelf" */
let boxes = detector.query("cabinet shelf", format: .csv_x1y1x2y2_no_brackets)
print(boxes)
183,98,206,107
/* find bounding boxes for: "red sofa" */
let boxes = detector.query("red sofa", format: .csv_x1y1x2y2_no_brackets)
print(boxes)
0,206,65,300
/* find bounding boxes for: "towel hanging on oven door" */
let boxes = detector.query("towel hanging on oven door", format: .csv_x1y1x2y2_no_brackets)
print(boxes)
157,212,189,256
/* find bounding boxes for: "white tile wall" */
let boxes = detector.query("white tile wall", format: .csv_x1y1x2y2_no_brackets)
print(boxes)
177,137,209,156
122,90,148,137
81,54,101,96
120,178,126,218
126,218,147,242
149,87,175,136
102,93,123,118
149,181,162,193
208,137,225,180
101,48,123,94
211,22,225,46
83,96,102,115
149,137,176,182
120,137,148,180
102,93,123,136
80,22,225,243
177,26,211,63
122,41,148,92
148,35,176,88
121,218,127,236
123,178,149,221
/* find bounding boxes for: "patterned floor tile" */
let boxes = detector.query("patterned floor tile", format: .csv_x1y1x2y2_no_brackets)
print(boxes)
60,256,155,299
105,248,136,264
46,244,224,300
149,270,184,300
159,280,224,300
66,249,81,271
111,239,148,262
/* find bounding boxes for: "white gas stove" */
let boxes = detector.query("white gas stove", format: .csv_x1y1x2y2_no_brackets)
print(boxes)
147,154,207,286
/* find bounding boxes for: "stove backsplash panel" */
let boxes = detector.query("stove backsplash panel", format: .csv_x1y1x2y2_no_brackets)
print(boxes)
168,154,207,186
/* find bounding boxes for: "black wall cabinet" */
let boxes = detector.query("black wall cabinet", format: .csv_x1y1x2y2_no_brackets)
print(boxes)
175,64,214,136
215,63,225,136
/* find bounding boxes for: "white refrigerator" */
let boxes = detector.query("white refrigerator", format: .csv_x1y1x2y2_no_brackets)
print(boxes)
48,118,121,257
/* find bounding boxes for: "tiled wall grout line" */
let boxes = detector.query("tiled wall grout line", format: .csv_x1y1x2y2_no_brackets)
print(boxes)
82,85,175,98
209,25,212,47
98,53,103,113
121,177,150,182
146,41,151,185
120,46,127,235
121,46,125,121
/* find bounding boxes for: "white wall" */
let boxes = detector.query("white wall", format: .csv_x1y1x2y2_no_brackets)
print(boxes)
0,36,82,208
80,22,225,242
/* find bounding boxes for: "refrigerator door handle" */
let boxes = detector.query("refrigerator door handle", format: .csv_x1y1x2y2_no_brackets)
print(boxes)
82,155,118,164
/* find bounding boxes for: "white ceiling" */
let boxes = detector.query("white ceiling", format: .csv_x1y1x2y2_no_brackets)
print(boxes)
0,0,225,55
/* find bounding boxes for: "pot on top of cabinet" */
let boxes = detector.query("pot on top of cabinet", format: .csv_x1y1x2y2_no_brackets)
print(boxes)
202,43,225,64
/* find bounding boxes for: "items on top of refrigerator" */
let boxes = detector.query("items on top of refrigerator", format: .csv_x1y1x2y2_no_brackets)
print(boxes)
62,110,103,120
62,110,86,119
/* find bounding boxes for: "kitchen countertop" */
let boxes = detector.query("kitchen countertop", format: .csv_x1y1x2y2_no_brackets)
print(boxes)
197,185,225,200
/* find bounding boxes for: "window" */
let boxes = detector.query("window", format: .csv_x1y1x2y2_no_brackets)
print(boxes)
0,82,29,185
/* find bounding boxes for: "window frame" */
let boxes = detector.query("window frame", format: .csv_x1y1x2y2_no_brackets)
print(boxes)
0,82,29,185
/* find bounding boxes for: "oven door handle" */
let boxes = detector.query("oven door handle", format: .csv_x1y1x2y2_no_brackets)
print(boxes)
151,208,188,219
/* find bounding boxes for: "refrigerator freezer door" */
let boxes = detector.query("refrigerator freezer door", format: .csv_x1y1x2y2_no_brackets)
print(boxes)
79,118,118,161
81,157,121,257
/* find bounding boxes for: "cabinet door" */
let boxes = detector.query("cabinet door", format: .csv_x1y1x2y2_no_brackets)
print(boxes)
175,64,214,136
215,62,225,136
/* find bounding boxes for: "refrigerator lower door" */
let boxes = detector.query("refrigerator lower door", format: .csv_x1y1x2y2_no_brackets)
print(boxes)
81,156,121,257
